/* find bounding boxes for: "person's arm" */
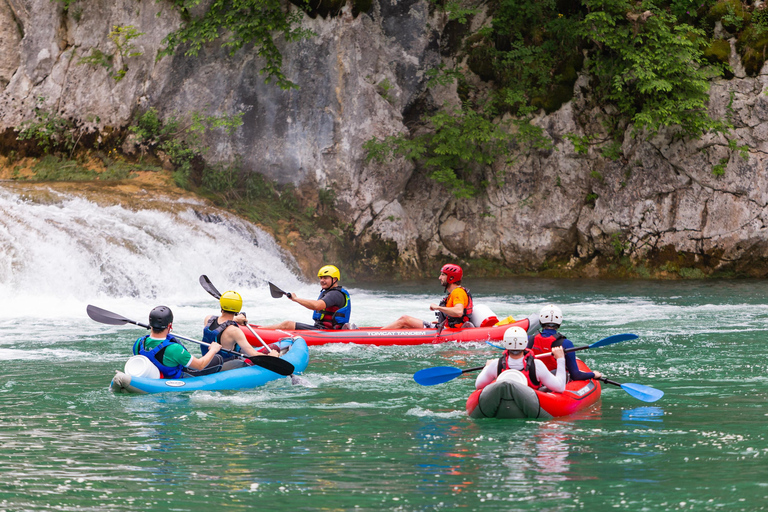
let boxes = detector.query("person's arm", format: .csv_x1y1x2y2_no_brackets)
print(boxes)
475,360,499,390
535,346,567,393
562,339,601,380
289,293,327,312
185,342,221,370
225,327,279,357
430,302,464,318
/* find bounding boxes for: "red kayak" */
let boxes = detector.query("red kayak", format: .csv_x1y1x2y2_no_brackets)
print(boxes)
241,315,537,346
466,359,602,419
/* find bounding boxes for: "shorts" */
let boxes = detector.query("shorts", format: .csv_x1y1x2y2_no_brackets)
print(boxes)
294,322,322,331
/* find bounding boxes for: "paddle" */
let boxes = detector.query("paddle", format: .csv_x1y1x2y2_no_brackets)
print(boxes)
529,333,638,358
415,333,638,386
86,305,294,376
598,377,664,403
269,281,292,299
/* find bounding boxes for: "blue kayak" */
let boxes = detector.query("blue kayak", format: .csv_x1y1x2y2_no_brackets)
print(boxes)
110,337,309,394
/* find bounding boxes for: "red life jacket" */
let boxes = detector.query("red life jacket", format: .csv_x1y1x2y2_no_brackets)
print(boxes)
531,332,566,371
497,348,541,389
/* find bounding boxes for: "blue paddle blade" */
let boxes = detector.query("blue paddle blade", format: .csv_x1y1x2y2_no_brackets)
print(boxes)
589,333,638,349
621,383,664,403
486,340,505,350
413,366,463,386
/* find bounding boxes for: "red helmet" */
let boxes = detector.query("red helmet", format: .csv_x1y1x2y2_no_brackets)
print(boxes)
440,263,463,284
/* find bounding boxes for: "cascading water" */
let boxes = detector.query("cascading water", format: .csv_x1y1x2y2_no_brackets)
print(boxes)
0,185,305,322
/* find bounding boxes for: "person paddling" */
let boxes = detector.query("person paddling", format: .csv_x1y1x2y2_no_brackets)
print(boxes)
528,304,602,381
202,291,278,366
261,265,352,330
133,306,223,378
475,326,567,393
381,263,473,330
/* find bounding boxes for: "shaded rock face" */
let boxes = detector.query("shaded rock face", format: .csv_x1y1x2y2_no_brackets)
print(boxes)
2,0,768,277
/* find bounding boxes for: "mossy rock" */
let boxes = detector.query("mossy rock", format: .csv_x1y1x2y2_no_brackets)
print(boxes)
704,38,731,64
737,27,768,75
530,84,574,113
707,0,750,33
466,37,497,82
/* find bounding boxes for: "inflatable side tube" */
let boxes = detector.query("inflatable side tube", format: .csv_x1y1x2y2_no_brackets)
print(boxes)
467,381,553,419
110,372,148,394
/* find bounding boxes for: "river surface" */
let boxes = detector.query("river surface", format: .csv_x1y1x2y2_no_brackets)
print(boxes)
1,186,767,511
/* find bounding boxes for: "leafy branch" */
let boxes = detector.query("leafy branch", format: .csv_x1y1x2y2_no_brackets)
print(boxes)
160,0,314,90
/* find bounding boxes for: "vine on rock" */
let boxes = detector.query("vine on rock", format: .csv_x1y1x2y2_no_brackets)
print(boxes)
160,0,314,90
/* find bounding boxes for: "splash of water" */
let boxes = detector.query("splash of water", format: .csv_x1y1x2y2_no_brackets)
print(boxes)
0,186,303,319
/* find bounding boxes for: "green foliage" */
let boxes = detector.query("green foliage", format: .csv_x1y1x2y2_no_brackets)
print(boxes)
431,0,480,24
425,64,464,88
79,25,144,82
127,107,243,188
365,105,517,198
581,0,724,138
601,140,623,160
17,99,76,155
466,0,583,115
564,133,593,154
160,0,314,90
318,187,336,207
712,157,728,176
610,232,628,257
31,156,98,181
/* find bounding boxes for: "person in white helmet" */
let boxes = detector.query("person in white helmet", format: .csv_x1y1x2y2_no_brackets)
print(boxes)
475,326,567,392
528,304,602,381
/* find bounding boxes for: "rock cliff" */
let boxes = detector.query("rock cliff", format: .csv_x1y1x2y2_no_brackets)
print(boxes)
2,0,768,278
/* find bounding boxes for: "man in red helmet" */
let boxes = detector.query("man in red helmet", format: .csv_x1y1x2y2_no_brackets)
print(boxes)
381,263,473,330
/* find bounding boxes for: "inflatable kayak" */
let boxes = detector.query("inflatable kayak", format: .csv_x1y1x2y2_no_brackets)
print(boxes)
110,337,309,394
466,359,601,419
242,314,540,347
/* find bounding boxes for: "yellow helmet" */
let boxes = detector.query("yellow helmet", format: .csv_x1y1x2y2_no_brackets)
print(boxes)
317,265,341,280
220,291,243,313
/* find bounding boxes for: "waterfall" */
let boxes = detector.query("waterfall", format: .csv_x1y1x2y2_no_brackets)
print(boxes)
0,185,306,320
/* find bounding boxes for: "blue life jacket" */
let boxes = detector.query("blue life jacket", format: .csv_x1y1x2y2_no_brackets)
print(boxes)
133,335,185,379
312,286,351,329
201,316,240,360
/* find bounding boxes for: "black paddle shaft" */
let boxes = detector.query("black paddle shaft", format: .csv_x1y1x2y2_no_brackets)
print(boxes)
86,305,294,375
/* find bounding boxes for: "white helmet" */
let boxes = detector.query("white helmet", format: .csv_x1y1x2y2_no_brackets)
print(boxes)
539,304,563,327
502,326,528,351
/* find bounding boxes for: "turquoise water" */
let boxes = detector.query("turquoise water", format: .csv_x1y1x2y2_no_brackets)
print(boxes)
2,278,768,511
1,187,767,510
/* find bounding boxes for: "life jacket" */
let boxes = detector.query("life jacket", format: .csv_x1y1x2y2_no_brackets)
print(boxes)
201,315,240,359
436,286,474,328
497,348,541,389
312,286,351,329
531,331,566,371
133,335,185,379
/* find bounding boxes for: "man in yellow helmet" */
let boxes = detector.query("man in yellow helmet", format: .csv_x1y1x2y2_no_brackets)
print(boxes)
202,290,278,364
262,265,352,330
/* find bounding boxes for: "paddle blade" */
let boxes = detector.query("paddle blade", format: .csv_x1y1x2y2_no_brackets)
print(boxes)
589,333,638,349
268,282,287,298
199,275,222,299
87,305,132,326
413,366,463,386
621,383,664,403
247,355,295,376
